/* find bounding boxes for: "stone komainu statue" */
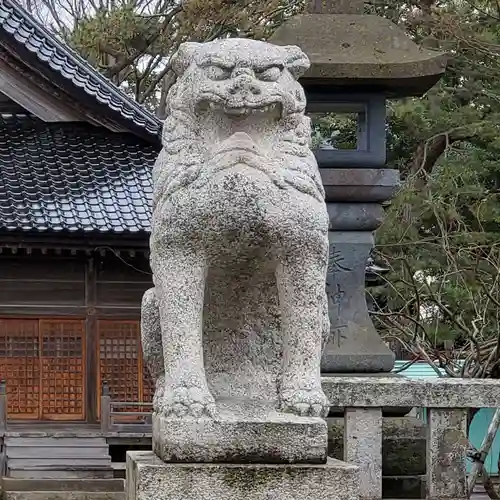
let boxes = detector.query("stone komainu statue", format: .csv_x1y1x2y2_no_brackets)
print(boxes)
141,38,330,420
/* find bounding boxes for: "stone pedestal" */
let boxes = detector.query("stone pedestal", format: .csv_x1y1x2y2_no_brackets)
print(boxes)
152,400,327,464
127,451,360,500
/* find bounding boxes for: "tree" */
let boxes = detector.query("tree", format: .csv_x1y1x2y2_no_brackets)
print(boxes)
361,2,500,496
22,0,302,116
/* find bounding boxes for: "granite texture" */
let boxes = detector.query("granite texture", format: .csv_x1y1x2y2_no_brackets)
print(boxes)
426,409,468,500
319,168,400,203
323,376,500,408
152,404,327,464
126,451,359,500
141,38,331,458
344,408,382,500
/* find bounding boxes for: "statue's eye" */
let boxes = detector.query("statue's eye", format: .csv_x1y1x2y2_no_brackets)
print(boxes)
256,66,282,82
205,65,232,80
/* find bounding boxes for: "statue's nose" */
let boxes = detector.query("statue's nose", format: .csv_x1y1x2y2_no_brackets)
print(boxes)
229,68,261,95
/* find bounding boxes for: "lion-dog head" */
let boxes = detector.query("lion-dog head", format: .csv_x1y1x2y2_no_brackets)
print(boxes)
153,38,325,212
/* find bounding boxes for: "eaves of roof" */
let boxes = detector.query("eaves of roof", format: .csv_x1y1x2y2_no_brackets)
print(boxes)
0,0,162,143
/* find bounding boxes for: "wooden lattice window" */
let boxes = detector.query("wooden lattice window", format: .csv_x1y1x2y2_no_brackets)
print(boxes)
0,318,85,420
97,320,152,406
0,319,40,419
40,320,85,420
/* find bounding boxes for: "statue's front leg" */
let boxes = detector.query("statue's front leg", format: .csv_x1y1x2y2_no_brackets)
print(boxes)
276,235,330,418
152,247,215,418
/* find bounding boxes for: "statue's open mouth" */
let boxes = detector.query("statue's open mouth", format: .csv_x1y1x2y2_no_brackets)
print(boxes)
197,100,283,118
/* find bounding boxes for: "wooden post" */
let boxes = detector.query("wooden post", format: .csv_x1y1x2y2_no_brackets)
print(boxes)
0,380,7,432
85,255,98,423
100,381,111,434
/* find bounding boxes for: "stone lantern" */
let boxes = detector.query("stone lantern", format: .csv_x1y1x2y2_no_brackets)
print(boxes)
269,0,447,374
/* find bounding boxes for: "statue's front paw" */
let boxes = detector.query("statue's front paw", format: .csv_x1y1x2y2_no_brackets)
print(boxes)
161,385,216,418
279,388,330,418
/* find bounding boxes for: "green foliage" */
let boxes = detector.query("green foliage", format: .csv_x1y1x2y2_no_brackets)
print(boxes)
61,0,305,108
362,2,500,376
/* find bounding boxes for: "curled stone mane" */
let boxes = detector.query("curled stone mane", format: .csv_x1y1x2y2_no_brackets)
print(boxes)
152,40,325,213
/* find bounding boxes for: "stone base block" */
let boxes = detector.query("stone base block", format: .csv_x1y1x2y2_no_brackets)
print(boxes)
126,451,359,500
152,400,327,463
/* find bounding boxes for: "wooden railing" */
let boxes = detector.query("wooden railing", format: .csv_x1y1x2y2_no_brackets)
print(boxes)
100,381,153,433
0,380,7,433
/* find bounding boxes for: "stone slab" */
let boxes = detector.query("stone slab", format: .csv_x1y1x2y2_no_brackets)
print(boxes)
152,400,327,463
320,168,400,203
323,376,500,408
126,451,359,500
4,494,124,500
2,479,124,492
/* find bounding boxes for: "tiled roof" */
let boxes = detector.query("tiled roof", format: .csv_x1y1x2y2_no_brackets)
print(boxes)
0,0,162,140
0,116,158,233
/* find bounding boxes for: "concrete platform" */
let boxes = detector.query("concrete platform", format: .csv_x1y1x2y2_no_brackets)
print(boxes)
126,451,359,500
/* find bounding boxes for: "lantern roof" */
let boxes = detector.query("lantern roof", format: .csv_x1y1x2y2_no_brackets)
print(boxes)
269,0,447,97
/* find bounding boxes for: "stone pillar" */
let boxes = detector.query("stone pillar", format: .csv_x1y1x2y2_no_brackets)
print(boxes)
320,169,399,373
426,408,468,500
344,407,383,500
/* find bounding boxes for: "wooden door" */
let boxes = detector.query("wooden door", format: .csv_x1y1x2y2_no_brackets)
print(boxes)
0,318,86,420
40,319,85,420
97,320,153,416
0,319,40,419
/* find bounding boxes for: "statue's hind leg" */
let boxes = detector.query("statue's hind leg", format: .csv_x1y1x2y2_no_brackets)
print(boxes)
152,248,215,418
276,234,330,418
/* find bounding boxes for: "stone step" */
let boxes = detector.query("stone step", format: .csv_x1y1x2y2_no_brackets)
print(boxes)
4,492,125,500
4,438,106,447
4,435,113,479
8,459,112,468
3,478,124,492
8,468,114,480
111,463,125,479
7,447,110,459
